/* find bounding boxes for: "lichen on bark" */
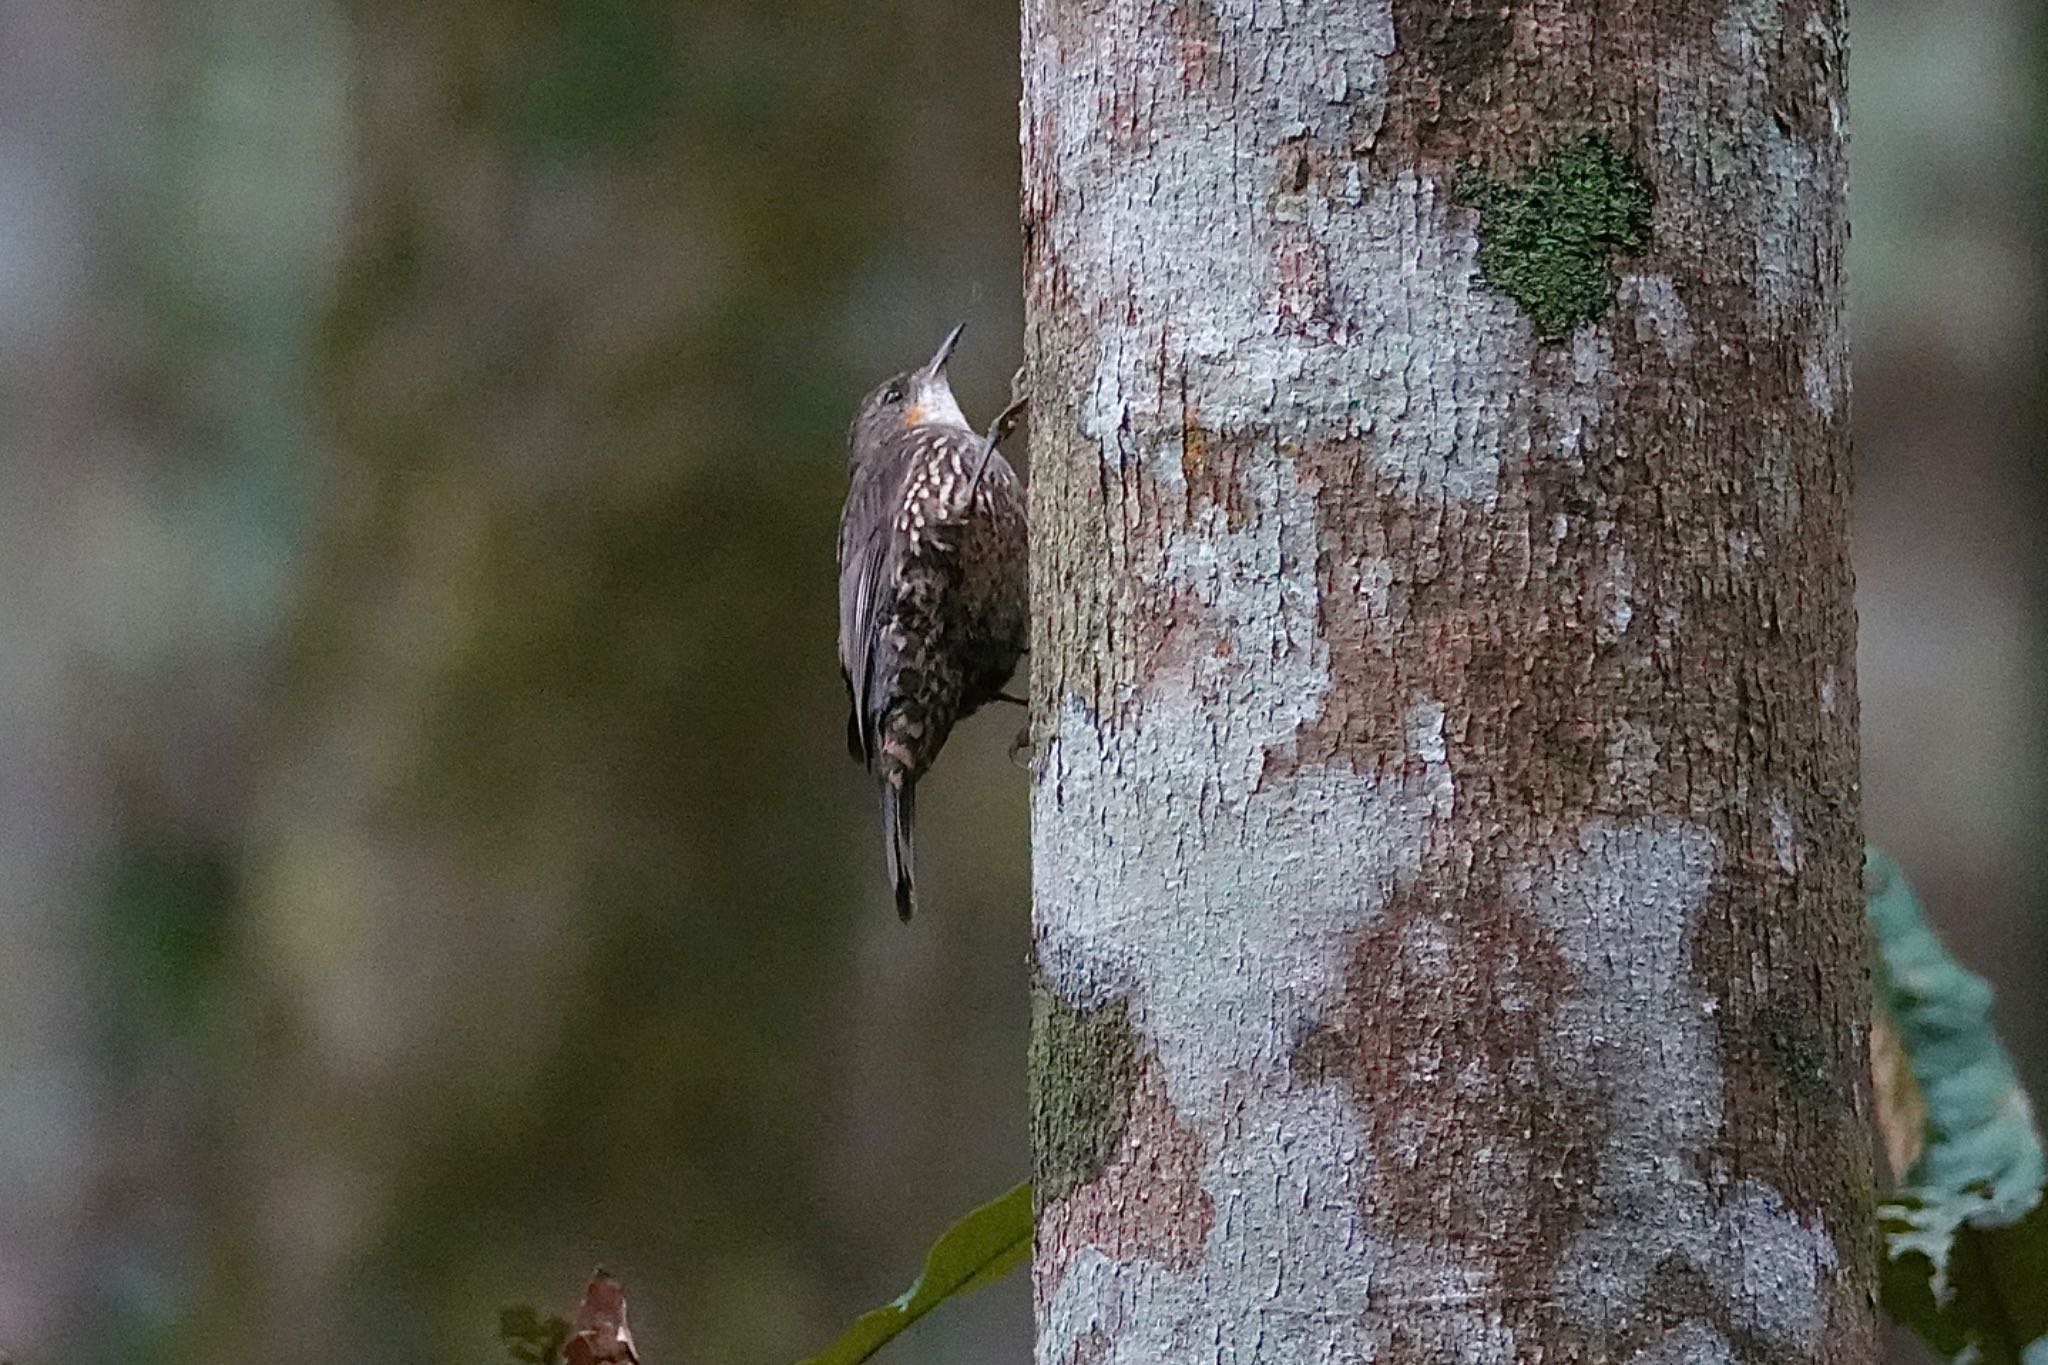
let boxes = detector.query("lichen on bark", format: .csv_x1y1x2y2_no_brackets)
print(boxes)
1025,0,1870,1359
1456,136,1653,339
1029,966,1138,1205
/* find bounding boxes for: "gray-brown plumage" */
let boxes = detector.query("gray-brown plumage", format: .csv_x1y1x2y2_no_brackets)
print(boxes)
839,325,1027,919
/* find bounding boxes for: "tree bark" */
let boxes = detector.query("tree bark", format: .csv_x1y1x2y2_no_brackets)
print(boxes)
1022,2,1874,1362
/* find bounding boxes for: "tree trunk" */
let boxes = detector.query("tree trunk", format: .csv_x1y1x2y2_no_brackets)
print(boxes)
1022,2,1874,1362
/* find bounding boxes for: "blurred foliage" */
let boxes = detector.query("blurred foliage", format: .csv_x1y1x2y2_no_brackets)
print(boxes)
500,1305,571,1365
152,1,1031,1362
246,0,879,1353
103,841,237,1032
1871,853,2048,1364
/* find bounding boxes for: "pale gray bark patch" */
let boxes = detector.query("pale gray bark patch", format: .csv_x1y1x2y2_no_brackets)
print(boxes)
1209,0,1394,132
1524,820,1837,1355
1801,353,1836,414
1757,131,1830,328
1030,0,1531,505
1771,796,1802,875
1035,683,1441,1099
1155,452,1333,771
1534,331,1615,463
1036,693,1508,1364
1031,449,1480,1356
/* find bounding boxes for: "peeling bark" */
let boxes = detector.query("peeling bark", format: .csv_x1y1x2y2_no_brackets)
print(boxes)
1022,1,1871,1362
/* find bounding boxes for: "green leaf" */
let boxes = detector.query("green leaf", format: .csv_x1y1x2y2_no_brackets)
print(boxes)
1870,849,2048,1364
798,1181,1031,1365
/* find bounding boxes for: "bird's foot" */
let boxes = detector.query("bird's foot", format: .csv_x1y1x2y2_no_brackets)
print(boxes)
995,691,1028,707
965,367,1029,502
985,367,1029,452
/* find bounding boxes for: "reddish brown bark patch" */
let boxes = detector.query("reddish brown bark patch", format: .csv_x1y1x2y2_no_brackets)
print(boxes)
1695,854,1875,1240
1177,424,1261,533
1034,1060,1214,1311
1274,224,1343,340
1292,875,1597,1279
1390,0,1514,148
1168,0,1228,89
1270,434,1663,828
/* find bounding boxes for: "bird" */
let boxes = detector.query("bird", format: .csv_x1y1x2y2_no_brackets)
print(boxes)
838,324,1028,920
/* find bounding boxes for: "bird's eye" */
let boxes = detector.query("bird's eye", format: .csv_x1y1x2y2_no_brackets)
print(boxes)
882,382,905,404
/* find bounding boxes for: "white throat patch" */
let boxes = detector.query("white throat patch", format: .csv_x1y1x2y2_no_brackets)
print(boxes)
915,380,969,429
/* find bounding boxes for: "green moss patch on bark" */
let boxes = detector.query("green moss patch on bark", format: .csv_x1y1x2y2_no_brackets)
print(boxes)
1030,965,1141,1205
1456,137,1653,340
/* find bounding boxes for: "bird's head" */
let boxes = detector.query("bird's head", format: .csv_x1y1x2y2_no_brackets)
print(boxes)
849,324,969,460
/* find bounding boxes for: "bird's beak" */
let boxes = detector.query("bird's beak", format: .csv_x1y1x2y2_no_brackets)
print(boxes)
922,323,965,378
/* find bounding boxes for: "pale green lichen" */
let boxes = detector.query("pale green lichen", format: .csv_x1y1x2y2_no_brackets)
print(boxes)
1456,137,1653,340
1029,965,1139,1206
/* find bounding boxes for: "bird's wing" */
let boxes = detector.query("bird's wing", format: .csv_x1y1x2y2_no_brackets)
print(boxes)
840,426,996,765
838,454,905,765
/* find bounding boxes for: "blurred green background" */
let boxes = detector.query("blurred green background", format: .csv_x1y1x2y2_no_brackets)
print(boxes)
0,2,2036,1362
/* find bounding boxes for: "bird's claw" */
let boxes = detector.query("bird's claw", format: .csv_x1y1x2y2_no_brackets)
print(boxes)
986,370,1029,452
967,367,1030,499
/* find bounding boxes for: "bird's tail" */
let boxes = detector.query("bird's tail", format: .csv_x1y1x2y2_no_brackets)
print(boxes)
883,776,917,921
